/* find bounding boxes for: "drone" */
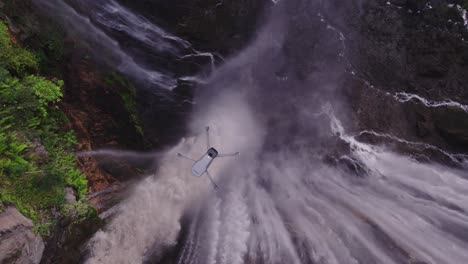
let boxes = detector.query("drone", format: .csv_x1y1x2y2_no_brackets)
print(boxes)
176,126,239,189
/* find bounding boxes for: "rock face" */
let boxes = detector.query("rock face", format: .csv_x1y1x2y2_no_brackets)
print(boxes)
62,49,145,193
118,0,270,55
345,0,468,158
0,207,44,264
291,0,468,162
38,214,103,264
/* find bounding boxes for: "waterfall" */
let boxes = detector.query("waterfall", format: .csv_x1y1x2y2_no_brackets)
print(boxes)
32,0,217,91
32,0,468,263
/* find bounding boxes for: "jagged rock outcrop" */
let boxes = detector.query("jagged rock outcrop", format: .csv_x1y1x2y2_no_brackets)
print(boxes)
0,207,44,264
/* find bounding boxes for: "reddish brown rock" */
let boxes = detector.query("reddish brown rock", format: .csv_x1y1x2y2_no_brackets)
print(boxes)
59,49,147,208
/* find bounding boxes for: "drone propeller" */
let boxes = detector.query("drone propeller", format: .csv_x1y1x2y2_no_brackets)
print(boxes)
206,126,210,149
206,171,219,190
217,152,240,157
176,153,196,161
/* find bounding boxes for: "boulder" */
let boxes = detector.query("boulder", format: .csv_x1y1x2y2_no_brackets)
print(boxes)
0,207,44,264
27,139,48,164
64,188,77,204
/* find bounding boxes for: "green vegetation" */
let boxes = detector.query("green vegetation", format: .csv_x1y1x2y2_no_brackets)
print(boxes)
0,21,91,235
1,0,67,76
35,27,65,72
105,72,144,136
0,22,38,75
62,200,97,219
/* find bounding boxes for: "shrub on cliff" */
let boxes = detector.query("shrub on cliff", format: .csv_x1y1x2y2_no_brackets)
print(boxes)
0,21,38,76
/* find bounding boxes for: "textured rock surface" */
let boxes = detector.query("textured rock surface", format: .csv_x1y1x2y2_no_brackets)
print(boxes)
0,207,44,264
287,0,468,161
347,0,468,156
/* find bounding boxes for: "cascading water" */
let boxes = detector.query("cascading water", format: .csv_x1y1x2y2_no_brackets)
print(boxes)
33,0,468,263
33,0,217,92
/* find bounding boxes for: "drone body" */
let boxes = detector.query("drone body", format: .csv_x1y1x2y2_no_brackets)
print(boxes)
191,148,218,176
176,127,239,189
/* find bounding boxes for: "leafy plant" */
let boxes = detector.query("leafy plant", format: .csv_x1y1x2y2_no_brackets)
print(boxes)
23,75,63,116
0,22,38,76
62,200,97,220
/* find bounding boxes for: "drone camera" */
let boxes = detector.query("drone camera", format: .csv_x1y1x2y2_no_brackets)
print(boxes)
207,148,218,158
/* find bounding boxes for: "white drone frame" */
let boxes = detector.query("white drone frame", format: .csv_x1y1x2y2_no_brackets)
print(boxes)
176,126,239,189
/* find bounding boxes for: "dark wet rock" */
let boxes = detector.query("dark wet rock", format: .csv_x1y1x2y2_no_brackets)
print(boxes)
0,207,44,264
39,211,103,264
433,106,468,149
344,0,468,160
243,0,468,165
115,0,272,148
337,156,370,177
118,0,271,55
0,0,47,42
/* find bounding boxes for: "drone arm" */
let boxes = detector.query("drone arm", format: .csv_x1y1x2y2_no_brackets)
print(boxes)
206,126,210,149
205,171,219,190
176,153,196,162
217,152,240,158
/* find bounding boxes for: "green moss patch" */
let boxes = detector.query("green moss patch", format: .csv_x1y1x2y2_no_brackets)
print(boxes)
105,72,144,136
